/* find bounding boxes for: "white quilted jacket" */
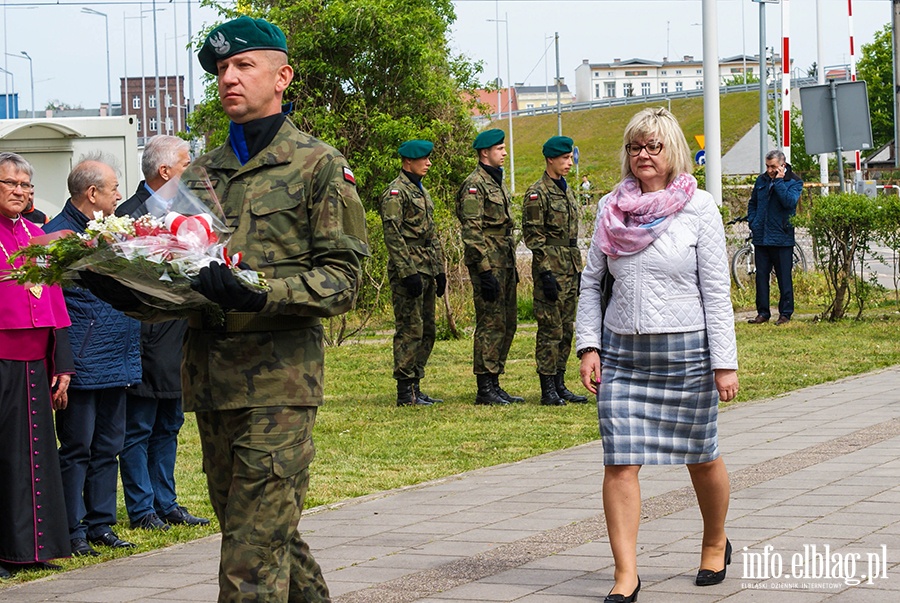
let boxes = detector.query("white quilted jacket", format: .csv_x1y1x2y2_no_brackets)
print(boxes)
575,188,738,370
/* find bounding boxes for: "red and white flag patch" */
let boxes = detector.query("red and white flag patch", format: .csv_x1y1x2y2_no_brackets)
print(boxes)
529,193,539,200
390,189,400,196
343,166,356,185
468,187,478,194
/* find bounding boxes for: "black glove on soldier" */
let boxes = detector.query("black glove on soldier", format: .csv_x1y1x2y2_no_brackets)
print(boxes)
401,273,423,298
479,270,501,302
540,271,561,302
191,262,267,312
78,271,141,312
435,273,447,297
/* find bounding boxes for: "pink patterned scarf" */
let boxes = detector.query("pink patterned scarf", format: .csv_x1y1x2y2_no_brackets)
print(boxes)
595,172,697,257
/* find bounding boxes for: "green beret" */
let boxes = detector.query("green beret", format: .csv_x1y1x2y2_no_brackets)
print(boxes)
542,136,574,158
473,129,505,150
398,140,433,159
199,16,288,75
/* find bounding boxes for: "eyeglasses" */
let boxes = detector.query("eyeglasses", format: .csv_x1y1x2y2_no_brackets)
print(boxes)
0,179,35,191
625,141,664,157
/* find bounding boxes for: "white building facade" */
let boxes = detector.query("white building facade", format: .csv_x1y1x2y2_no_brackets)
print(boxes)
574,55,781,102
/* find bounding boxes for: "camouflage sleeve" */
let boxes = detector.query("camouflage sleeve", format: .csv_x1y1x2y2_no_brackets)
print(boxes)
456,180,491,273
432,236,445,275
522,187,549,273
266,155,370,318
380,187,417,278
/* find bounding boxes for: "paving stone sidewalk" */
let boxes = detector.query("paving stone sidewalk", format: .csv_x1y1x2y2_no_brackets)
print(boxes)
4,366,900,602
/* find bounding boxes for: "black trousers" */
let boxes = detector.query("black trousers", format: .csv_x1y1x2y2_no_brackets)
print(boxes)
754,245,794,319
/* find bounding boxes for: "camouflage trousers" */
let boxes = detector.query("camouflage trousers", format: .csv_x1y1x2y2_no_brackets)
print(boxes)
533,271,579,375
196,406,330,603
389,272,436,380
468,264,517,375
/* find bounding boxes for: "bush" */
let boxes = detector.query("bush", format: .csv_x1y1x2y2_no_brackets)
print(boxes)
794,192,884,320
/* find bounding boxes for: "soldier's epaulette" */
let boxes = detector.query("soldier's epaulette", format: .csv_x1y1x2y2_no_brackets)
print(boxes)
390,189,400,196
343,166,356,185
467,187,478,194
528,193,539,200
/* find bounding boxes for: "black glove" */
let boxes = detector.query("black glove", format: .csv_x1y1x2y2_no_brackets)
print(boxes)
78,270,141,312
191,262,267,312
401,273,423,298
479,270,501,302
435,273,447,297
540,271,561,302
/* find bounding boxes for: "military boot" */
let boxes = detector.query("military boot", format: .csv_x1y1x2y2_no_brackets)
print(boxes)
415,380,443,404
491,374,524,403
556,371,588,403
397,379,431,406
475,374,509,405
539,374,566,406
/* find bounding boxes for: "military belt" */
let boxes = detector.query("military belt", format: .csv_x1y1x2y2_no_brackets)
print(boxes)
483,227,513,236
188,312,320,333
405,238,432,247
546,237,578,247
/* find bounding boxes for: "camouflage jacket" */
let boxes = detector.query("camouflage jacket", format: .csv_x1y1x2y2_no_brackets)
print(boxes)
380,172,445,278
522,172,583,276
455,164,516,272
141,120,369,412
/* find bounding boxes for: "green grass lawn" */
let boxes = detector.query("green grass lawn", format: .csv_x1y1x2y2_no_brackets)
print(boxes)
5,303,900,584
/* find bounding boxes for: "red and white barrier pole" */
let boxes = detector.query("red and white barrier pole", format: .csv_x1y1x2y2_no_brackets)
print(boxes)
782,0,791,164
849,0,861,181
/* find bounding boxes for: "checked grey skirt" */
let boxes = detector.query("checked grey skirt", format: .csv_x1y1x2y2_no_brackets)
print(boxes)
598,329,719,466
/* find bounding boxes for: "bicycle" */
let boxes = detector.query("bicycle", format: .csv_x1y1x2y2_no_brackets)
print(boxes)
727,216,807,290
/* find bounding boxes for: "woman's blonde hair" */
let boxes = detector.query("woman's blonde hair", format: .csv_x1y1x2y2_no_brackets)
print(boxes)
620,107,693,184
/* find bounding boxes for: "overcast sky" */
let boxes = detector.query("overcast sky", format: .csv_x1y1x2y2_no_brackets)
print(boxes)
0,0,893,112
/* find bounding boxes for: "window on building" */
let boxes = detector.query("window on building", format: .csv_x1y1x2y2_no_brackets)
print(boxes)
148,95,157,109
526,103,534,109
695,80,703,89
675,81,683,92
136,120,141,132
696,69,702,75
675,69,682,75
605,82,616,98
641,82,651,95
660,82,668,94
132,96,141,110
594,83,601,98
623,83,633,97
624,70,648,77
661,70,667,75
593,71,600,78
607,71,614,77
166,117,173,132
165,93,172,108
149,117,158,131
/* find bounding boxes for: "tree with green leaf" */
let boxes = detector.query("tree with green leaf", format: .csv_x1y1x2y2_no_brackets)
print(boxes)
191,0,485,212
856,23,893,149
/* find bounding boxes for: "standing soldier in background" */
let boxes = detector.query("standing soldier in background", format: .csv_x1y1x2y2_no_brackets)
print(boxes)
523,136,588,406
456,129,524,406
380,139,446,407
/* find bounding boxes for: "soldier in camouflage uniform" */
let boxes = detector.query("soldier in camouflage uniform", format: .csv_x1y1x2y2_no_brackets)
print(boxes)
523,136,588,406
84,17,369,603
380,140,446,407
455,129,524,405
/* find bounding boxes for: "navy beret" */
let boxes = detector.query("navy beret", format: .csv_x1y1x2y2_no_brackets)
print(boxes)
199,16,288,75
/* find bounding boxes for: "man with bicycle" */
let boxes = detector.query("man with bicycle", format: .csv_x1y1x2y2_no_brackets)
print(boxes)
747,150,803,325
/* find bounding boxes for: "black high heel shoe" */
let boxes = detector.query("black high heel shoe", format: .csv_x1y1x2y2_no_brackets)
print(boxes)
695,539,732,586
604,576,640,602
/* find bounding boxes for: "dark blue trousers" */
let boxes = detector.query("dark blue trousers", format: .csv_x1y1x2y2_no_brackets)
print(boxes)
119,395,185,522
55,387,126,540
754,245,794,319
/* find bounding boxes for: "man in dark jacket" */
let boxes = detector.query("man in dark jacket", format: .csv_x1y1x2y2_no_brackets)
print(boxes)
44,154,142,557
115,135,208,531
747,150,803,325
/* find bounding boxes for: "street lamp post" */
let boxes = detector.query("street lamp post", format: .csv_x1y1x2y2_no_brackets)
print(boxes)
487,14,515,193
5,52,33,117
82,8,111,114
